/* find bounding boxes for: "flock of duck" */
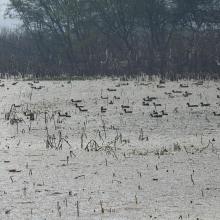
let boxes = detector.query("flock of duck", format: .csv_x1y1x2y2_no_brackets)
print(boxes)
56,80,220,119
61,81,220,119
4,80,220,122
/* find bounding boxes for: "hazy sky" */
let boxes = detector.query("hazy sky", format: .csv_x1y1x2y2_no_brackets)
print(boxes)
0,0,20,28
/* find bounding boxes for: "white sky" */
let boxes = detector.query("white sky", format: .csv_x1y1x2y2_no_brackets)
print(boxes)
0,0,21,28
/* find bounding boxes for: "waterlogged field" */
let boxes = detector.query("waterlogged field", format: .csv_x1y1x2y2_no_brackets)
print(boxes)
0,78,220,220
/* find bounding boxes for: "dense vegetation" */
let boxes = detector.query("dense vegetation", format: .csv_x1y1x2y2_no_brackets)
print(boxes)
1,0,220,79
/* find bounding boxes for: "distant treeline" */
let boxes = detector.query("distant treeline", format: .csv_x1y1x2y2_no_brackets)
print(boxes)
1,0,220,79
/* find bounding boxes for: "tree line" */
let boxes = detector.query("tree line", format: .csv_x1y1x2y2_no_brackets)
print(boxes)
1,0,220,79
